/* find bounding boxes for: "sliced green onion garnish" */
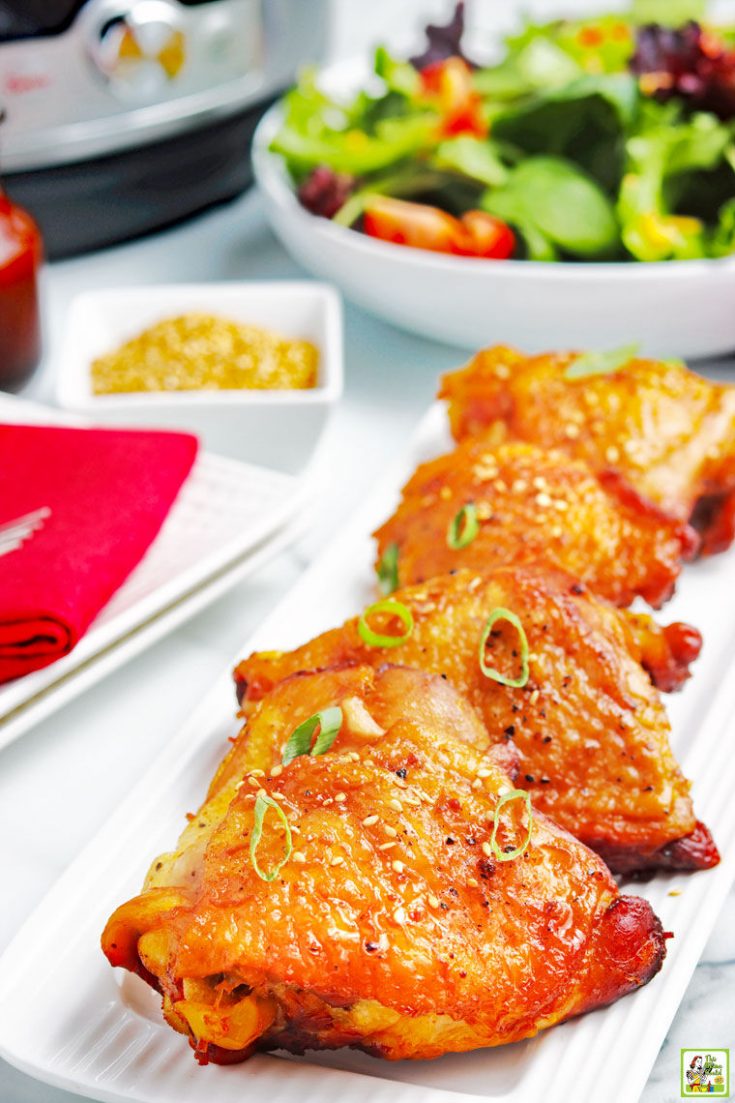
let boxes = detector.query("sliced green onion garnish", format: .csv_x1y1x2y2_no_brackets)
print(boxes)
479,607,529,688
564,343,639,380
358,599,414,649
490,788,533,862
447,502,479,550
282,706,343,766
250,793,292,882
377,542,400,596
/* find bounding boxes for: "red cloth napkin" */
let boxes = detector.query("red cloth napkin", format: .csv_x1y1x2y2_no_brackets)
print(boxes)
0,423,198,684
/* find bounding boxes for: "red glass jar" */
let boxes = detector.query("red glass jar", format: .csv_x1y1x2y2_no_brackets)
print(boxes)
0,191,42,390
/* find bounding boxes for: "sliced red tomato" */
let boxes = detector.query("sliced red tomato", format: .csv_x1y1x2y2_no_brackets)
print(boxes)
363,196,459,252
419,57,488,138
362,197,516,260
458,210,516,259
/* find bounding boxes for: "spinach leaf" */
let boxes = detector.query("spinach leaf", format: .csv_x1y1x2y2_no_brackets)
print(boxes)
490,74,639,191
482,156,620,259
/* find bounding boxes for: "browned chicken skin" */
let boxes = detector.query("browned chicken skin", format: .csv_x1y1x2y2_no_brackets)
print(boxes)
103,666,667,1065
233,568,717,875
374,438,697,608
440,346,735,554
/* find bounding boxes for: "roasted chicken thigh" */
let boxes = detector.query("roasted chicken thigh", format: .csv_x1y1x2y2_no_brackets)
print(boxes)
234,568,716,875
374,438,696,608
103,665,667,1065
440,346,735,554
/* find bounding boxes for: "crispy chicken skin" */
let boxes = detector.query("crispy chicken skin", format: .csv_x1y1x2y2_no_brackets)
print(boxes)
233,568,716,875
439,346,735,555
103,666,667,1065
374,439,697,608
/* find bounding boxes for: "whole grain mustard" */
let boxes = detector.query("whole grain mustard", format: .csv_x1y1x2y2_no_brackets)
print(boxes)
91,314,319,394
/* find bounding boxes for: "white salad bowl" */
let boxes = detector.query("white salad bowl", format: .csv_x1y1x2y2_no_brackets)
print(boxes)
253,58,735,360
56,282,343,474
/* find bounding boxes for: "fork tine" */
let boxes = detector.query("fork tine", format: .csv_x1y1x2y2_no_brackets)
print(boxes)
0,507,51,540
0,507,51,557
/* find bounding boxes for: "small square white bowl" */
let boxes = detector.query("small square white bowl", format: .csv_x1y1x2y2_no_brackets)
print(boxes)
56,281,343,474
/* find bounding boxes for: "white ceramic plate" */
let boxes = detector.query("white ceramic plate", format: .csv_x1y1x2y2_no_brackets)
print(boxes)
0,394,309,752
253,59,735,360
0,403,734,1103
56,282,343,474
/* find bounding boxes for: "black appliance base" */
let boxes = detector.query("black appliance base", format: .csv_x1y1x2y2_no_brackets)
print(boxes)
4,102,271,259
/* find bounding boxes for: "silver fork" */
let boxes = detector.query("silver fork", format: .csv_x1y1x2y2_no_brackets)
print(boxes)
0,507,52,559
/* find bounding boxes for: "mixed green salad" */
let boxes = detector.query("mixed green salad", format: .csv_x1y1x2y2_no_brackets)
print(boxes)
270,0,735,262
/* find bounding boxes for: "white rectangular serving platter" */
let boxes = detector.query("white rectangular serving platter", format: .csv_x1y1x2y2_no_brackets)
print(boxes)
0,395,308,752
1,403,734,1103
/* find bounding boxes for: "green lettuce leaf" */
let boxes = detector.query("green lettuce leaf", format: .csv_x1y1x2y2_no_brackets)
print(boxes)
712,197,735,257
270,71,438,177
374,46,421,99
630,0,706,26
619,105,733,260
501,16,636,76
473,37,582,102
433,137,510,187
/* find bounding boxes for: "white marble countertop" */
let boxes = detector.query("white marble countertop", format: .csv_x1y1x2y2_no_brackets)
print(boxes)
2,3,734,1101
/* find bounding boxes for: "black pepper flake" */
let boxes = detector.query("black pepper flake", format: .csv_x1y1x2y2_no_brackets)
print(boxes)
570,583,584,595
643,785,653,792
542,735,552,744
478,856,496,878
540,777,550,784
504,725,515,737
395,767,407,779
445,836,456,845
364,941,379,953
525,774,535,783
